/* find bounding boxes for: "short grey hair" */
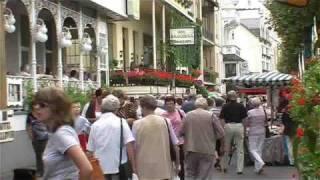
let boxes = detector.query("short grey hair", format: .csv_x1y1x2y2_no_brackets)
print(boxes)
101,95,120,113
195,97,208,109
251,97,261,108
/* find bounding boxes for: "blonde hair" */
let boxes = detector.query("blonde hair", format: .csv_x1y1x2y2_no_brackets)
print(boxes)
34,87,73,132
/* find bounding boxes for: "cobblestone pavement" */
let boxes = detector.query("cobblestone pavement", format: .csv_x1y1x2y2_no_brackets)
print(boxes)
212,165,298,180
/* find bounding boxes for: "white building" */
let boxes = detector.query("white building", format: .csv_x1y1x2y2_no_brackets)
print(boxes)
220,0,280,92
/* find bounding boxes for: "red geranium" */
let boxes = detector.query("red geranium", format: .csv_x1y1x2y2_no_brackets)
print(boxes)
296,128,304,139
297,98,306,106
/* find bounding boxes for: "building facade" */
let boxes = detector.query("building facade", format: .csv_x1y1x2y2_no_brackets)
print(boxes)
220,0,280,92
1,0,137,178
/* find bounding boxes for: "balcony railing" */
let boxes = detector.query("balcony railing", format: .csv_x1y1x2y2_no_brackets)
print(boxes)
6,75,98,109
222,45,241,56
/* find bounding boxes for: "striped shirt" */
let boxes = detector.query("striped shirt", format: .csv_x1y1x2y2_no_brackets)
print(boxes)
246,107,266,136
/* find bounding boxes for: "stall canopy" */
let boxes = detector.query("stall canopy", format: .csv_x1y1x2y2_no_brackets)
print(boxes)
222,71,293,86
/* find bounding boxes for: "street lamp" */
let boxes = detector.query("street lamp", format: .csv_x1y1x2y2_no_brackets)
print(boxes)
59,27,72,48
34,18,48,43
4,8,15,33
81,32,92,52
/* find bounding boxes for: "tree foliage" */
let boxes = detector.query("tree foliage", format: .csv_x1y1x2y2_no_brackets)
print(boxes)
266,0,320,73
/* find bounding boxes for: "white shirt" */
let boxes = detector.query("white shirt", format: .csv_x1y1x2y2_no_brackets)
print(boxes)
87,112,135,174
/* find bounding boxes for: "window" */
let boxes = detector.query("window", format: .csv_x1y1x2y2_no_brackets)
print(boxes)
262,61,265,70
225,63,237,78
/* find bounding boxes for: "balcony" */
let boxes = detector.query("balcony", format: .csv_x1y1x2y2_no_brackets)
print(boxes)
6,75,98,109
222,45,245,62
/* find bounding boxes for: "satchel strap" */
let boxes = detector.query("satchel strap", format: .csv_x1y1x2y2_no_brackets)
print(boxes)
262,107,268,125
119,118,123,168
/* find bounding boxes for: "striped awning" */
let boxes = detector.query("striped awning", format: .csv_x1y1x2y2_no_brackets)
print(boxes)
222,72,293,86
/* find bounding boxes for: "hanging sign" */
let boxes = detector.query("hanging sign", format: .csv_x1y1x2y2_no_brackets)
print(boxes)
170,28,195,45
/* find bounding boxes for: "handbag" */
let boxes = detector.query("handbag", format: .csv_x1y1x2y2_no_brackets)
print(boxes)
119,118,130,180
164,118,177,162
263,107,271,138
87,155,105,180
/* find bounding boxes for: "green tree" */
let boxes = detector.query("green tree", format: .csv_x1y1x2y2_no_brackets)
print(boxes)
266,0,320,73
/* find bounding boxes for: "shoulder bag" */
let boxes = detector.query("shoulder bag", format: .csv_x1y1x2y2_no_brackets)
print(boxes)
119,118,130,179
263,107,271,138
164,118,177,162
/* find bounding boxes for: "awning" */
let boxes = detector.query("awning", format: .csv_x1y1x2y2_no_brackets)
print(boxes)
239,88,266,95
222,71,293,86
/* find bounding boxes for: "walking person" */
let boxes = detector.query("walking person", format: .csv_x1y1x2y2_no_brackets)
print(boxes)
82,88,107,123
245,97,266,174
162,95,186,180
132,95,180,180
87,95,137,180
26,103,49,177
181,97,225,180
220,90,247,174
71,101,91,151
33,87,93,180
209,98,225,171
113,89,138,127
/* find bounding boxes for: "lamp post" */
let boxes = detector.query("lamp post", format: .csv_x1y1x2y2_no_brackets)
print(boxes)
0,0,7,110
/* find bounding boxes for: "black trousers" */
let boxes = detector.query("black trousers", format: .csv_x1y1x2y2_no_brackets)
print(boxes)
32,139,47,176
179,144,185,180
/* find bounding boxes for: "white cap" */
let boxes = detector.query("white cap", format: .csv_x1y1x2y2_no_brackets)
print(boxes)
101,94,120,112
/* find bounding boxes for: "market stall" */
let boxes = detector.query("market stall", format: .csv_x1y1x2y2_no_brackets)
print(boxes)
222,71,293,165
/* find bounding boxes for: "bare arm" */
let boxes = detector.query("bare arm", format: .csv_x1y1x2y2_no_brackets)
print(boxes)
66,145,93,180
126,141,137,175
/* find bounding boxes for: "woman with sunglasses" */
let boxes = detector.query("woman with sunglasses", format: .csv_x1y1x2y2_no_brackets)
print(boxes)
33,87,92,180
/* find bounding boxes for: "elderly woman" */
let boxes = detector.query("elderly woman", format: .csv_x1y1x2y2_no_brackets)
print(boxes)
33,87,92,180
87,94,137,179
245,97,266,174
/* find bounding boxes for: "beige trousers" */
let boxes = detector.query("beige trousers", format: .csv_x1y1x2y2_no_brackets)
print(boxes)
221,123,244,173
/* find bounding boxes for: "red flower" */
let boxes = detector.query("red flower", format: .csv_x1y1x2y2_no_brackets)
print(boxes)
296,128,304,139
291,77,301,85
297,98,306,106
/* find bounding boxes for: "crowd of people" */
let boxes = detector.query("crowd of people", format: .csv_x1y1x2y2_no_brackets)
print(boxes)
25,87,294,180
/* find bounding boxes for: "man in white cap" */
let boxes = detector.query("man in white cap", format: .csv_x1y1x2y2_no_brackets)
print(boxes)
87,94,137,179
219,90,248,175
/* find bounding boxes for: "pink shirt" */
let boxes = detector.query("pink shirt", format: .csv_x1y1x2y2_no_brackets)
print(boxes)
162,109,185,144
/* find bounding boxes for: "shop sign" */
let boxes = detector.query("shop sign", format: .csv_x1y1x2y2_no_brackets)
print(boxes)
170,28,194,45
